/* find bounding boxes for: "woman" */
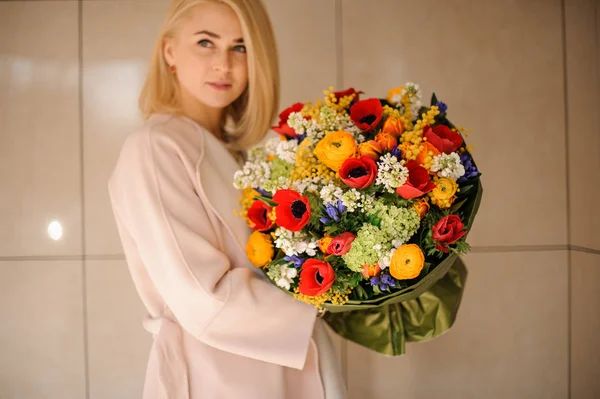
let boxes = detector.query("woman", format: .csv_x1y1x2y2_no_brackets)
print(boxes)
108,0,347,398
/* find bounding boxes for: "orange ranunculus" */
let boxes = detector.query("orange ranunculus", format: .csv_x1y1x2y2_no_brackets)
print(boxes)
415,141,441,167
389,244,425,280
381,117,405,138
358,140,383,161
314,131,357,172
246,231,275,268
361,263,381,279
319,236,333,253
412,198,430,219
375,132,398,152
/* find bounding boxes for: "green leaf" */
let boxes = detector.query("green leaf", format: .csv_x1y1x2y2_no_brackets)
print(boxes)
456,184,473,197
430,93,439,107
255,196,276,207
448,198,468,214
274,249,286,262
355,284,369,300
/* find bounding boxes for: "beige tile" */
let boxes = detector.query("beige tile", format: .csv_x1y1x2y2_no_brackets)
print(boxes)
83,0,337,255
0,260,85,398
0,1,82,257
346,251,569,399
82,0,169,255
262,0,337,108
342,0,568,247
87,260,152,399
571,251,600,399
566,0,600,251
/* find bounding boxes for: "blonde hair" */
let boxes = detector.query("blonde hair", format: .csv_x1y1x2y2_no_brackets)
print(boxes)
139,0,279,150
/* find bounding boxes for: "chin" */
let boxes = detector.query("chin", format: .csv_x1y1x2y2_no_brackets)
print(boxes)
198,91,240,110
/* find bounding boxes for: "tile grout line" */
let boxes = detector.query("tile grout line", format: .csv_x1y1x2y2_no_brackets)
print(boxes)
335,0,344,91
559,0,572,397
78,0,91,398
334,0,348,389
1,245,600,263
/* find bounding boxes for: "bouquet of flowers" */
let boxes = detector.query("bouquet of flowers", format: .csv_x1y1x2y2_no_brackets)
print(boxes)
234,83,482,355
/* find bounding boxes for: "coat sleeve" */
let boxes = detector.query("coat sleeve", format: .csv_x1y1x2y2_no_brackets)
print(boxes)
108,127,317,370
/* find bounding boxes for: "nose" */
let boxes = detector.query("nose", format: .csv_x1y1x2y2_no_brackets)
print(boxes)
212,50,232,74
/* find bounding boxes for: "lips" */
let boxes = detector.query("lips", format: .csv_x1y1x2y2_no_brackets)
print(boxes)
208,82,232,90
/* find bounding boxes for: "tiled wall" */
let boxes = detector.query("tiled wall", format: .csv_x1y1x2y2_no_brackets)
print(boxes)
0,0,598,398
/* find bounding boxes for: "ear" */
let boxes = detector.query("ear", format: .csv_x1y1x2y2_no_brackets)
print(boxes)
163,37,176,67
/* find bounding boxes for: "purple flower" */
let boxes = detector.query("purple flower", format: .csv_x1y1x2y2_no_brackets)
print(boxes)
390,146,403,161
293,133,307,143
369,276,381,287
323,200,347,224
458,152,479,183
381,274,396,288
326,205,341,222
436,101,448,114
370,273,396,292
284,255,306,268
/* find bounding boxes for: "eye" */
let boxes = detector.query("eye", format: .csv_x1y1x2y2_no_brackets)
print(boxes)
232,45,247,53
197,39,213,48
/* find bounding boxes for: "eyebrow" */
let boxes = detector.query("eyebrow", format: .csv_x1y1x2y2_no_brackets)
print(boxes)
194,30,244,43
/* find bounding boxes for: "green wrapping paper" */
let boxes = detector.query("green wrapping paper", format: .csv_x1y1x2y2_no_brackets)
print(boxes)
321,179,482,355
323,255,467,355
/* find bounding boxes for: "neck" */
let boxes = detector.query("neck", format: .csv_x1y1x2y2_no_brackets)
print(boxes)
178,88,225,141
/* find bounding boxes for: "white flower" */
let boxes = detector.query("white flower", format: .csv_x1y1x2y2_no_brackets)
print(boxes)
378,248,396,270
403,82,423,119
233,161,271,189
390,93,403,106
431,152,465,180
264,137,281,156
392,239,403,248
276,140,298,164
295,241,318,257
289,112,327,142
267,264,298,291
262,176,292,194
247,146,268,162
375,154,409,193
273,229,318,257
292,176,325,195
341,189,363,212
319,106,362,140
320,183,345,206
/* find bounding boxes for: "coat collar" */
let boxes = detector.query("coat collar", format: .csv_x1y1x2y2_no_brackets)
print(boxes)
192,123,251,256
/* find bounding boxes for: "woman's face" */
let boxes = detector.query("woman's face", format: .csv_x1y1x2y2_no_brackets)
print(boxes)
164,2,249,110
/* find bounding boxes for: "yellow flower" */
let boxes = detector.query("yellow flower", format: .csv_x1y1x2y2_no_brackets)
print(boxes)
314,130,357,172
245,231,274,268
415,141,441,170
387,86,404,105
291,139,338,183
389,244,425,280
428,177,458,209
235,187,260,222
319,236,333,253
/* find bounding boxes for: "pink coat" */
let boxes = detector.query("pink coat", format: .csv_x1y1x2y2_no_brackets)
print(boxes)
108,114,347,399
